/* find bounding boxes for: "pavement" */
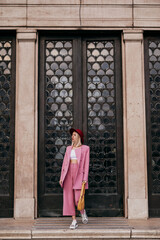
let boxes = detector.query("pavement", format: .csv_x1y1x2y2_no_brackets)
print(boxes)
0,217,160,239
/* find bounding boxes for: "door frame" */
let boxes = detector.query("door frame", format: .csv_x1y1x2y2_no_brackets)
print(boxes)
0,31,16,217
38,30,124,217
144,32,160,217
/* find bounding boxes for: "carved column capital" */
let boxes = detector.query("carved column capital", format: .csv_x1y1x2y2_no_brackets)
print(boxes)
17,29,37,40
123,29,143,42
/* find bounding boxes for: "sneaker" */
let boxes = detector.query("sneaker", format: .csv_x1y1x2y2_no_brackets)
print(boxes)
69,220,78,229
81,209,88,224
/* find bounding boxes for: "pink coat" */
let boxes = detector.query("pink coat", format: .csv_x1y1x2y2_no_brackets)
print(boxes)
60,145,90,189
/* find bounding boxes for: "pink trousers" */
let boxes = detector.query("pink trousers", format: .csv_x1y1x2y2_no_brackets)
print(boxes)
63,162,81,216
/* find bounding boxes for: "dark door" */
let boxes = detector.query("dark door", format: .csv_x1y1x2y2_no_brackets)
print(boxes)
0,32,15,217
38,31,123,217
145,34,160,217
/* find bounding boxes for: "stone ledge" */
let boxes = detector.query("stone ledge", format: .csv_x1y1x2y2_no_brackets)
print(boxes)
32,229,131,239
132,229,160,239
1,228,160,239
0,229,31,239
0,218,160,239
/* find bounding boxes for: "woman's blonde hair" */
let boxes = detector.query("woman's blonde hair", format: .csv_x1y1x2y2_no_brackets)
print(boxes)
71,132,82,148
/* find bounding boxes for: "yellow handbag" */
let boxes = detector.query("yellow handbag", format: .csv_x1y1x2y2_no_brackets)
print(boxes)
77,182,86,211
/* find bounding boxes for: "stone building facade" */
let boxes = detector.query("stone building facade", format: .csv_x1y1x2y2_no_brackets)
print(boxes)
0,0,160,219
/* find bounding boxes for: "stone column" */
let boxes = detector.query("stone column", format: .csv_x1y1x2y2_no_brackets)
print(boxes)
122,30,148,219
14,29,37,219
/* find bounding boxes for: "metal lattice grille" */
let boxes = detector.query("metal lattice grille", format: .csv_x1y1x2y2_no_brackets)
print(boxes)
149,40,160,194
45,40,73,194
0,41,12,195
87,41,117,194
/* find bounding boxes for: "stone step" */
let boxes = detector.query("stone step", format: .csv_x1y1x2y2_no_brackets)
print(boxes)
1,229,160,240
32,217,130,239
0,217,160,239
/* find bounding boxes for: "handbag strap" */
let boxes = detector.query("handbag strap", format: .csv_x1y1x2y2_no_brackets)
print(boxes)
80,182,85,197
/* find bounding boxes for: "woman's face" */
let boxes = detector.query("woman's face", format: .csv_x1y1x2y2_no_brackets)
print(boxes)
72,131,80,145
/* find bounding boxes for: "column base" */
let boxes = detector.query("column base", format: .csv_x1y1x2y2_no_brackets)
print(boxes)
128,198,148,219
14,198,35,219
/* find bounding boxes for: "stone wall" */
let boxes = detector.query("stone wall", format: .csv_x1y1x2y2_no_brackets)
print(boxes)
0,0,160,219
0,0,160,29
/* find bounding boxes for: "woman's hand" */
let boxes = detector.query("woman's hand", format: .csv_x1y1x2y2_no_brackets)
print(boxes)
82,180,87,184
59,180,63,186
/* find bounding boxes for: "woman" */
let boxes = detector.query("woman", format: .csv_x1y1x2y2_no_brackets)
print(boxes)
59,128,90,229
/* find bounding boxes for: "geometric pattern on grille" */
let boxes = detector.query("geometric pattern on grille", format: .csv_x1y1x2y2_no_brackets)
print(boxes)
149,40,160,194
0,41,12,195
45,41,73,194
87,41,117,194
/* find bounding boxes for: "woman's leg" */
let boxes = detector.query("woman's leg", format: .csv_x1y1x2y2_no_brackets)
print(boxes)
74,189,88,224
63,165,76,216
74,189,81,207
72,215,76,220
63,164,78,229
